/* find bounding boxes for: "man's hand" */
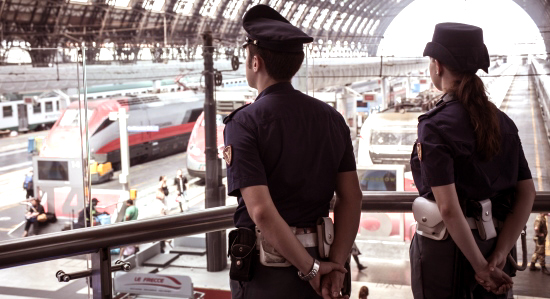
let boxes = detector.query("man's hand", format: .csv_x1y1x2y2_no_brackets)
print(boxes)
321,270,349,299
309,261,347,296
474,263,513,295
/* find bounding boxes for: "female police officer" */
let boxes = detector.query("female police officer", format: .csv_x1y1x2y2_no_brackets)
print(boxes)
224,5,362,299
410,23,536,298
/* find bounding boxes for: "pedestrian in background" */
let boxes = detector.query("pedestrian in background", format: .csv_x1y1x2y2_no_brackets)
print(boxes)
351,242,366,271
529,213,549,275
125,199,139,221
23,170,34,199
358,286,369,299
174,169,188,212
22,198,44,237
119,199,139,258
152,187,170,253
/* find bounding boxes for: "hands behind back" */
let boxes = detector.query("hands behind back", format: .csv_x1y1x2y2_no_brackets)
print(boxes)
309,261,347,298
475,260,513,295
321,270,349,299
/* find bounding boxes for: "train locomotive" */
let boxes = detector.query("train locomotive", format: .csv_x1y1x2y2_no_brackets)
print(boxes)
40,91,204,184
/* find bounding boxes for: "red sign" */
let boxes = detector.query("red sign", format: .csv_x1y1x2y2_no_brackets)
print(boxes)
363,94,375,102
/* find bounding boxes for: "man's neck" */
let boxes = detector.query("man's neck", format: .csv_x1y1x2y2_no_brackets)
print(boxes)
255,77,284,95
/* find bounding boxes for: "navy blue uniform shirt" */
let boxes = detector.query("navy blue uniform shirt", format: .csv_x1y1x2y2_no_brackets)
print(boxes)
410,94,532,201
223,82,356,229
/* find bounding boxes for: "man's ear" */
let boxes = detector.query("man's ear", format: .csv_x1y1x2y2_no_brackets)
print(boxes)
253,55,260,72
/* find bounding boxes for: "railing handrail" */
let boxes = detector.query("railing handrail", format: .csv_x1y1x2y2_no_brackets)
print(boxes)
1,191,549,270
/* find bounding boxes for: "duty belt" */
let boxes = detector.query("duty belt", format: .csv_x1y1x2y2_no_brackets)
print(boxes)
256,226,318,249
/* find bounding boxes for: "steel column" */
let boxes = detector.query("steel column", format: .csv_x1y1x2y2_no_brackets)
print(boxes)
202,25,227,272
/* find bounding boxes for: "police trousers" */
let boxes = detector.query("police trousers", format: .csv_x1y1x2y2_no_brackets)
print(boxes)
410,232,513,299
230,247,322,299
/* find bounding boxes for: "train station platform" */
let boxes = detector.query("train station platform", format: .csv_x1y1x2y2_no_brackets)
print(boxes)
0,62,549,299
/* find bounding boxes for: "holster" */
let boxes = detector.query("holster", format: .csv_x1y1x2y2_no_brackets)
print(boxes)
228,228,256,281
466,199,497,240
317,217,334,258
256,227,292,267
412,197,448,241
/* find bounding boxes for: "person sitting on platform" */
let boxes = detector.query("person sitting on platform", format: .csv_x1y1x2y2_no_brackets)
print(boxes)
74,198,99,229
22,198,44,237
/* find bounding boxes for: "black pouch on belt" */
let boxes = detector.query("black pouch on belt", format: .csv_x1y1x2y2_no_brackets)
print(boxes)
228,227,256,282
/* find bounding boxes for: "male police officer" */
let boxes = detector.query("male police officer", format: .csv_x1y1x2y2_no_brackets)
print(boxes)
223,5,362,299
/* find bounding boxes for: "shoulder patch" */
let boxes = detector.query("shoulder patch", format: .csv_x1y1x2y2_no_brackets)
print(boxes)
223,103,251,124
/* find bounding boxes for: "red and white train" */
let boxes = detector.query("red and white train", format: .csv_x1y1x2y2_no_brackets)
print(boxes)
186,90,255,179
40,91,204,183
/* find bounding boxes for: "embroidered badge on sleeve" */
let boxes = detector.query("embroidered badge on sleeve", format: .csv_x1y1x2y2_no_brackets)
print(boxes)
223,145,233,166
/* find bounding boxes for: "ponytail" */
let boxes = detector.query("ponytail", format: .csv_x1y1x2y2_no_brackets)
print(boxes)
451,73,501,161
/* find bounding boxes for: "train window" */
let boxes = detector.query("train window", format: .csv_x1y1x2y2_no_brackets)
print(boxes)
33,103,41,114
45,101,53,112
182,108,203,124
93,118,114,136
2,106,13,118
56,101,60,111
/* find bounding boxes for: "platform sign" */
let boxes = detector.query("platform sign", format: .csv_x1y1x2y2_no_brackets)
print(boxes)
127,125,159,132
114,273,193,298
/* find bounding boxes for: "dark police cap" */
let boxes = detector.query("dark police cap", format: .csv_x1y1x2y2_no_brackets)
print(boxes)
423,23,490,73
242,4,313,53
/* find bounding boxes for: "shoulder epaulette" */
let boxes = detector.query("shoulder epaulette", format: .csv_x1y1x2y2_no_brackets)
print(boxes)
418,98,456,121
223,103,251,124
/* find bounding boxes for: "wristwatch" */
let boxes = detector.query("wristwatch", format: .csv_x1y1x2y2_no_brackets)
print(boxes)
298,259,320,281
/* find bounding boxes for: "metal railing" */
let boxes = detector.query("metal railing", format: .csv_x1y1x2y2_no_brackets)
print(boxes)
0,191,549,298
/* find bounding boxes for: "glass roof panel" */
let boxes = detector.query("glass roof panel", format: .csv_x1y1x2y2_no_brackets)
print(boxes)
362,19,374,34
174,0,196,15
290,4,307,26
332,13,347,31
113,0,130,7
323,11,339,31
368,19,380,35
143,0,165,11
341,14,355,32
280,1,294,18
223,0,245,19
200,0,223,18
313,8,329,29
302,6,319,28
356,18,369,34
349,16,362,33
269,0,282,8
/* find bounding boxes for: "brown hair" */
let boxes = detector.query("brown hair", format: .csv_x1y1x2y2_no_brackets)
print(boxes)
246,44,304,82
448,71,501,161
359,285,369,299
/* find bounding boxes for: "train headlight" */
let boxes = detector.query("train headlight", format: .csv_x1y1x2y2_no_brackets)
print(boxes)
188,144,202,156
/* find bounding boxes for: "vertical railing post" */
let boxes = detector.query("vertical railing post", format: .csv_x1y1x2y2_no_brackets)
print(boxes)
91,247,112,299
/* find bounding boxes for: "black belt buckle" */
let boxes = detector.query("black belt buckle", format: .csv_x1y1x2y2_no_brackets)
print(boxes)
228,227,256,282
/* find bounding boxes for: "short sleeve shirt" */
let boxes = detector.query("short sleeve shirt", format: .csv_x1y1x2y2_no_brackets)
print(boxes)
125,205,139,221
410,94,532,201
224,82,356,229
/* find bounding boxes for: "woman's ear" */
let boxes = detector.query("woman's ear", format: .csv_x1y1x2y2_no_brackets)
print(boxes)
435,59,443,76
